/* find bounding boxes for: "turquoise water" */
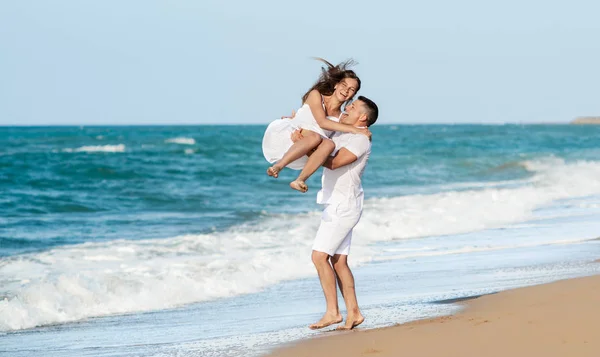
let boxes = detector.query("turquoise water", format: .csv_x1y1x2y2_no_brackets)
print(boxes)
2,124,599,256
1,124,600,356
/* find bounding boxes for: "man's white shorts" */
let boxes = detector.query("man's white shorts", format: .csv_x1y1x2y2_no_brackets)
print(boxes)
312,202,362,256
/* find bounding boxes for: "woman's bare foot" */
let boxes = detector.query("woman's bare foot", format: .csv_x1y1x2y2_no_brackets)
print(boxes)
267,165,282,178
309,313,343,330
290,180,308,193
335,314,365,331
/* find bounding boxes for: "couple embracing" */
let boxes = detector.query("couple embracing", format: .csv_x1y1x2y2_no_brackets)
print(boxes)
262,58,378,330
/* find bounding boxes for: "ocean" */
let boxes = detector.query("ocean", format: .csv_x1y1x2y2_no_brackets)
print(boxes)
1,124,600,356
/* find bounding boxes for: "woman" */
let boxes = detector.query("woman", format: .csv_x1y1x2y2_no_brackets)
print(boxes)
262,58,370,192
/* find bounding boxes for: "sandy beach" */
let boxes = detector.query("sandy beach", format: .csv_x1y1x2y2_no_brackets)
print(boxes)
267,273,600,357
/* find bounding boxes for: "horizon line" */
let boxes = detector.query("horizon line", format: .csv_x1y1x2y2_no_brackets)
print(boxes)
0,121,576,127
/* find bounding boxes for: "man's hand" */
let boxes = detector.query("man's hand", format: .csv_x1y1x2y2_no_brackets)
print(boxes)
291,129,304,143
281,110,296,119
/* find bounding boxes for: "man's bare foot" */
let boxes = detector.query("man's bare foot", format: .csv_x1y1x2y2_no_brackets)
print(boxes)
335,314,365,331
267,165,282,178
290,180,308,193
309,313,343,330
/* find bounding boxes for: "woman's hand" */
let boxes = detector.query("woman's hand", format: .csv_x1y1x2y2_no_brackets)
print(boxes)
281,110,296,119
291,129,304,143
352,127,372,140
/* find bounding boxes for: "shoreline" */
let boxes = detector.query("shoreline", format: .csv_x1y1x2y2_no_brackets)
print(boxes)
266,271,600,357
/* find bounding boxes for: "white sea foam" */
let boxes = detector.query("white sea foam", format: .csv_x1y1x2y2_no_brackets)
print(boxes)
63,144,125,153
355,158,600,243
0,213,372,331
165,137,196,145
2,158,600,331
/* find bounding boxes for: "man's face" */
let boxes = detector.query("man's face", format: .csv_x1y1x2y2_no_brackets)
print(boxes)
340,100,365,125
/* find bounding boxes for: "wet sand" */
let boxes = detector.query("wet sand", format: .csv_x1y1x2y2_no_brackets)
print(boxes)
267,274,600,357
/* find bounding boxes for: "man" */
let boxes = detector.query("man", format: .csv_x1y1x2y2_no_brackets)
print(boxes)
295,96,378,331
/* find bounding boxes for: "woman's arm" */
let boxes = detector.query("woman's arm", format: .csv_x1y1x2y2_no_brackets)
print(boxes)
305,90,368,135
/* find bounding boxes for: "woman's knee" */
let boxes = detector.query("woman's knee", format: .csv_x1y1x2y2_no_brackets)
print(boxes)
321,139,335,153
302,130,323,147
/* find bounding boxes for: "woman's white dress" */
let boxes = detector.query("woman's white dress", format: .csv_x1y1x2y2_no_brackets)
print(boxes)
262,103,337,170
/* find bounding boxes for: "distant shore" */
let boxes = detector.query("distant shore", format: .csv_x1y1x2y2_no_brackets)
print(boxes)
267,272,600,357
571,117,600,124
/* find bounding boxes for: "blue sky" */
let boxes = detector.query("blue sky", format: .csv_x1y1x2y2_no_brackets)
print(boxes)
1,0,599,125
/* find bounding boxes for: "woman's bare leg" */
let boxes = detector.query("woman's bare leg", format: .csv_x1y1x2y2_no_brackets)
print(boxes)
267,130,322,178
290,139,335,193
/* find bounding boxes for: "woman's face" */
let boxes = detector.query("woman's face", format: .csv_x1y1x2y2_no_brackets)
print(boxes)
334,78,359,103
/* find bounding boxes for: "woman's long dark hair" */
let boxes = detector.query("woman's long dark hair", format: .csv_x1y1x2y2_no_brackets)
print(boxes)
301,58,361,104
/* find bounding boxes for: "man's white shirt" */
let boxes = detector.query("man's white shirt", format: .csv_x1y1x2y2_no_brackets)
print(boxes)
316,131,371,210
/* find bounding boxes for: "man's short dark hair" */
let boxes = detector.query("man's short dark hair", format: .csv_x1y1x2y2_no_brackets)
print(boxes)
358,96,378,127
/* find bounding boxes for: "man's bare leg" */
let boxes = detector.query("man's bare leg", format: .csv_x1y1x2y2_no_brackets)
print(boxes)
267,130,322,178
332,254,364,330
290,138,335,193
309,250,342,329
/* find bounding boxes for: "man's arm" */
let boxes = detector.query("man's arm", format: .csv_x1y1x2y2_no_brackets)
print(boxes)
293,130,367,170
323,135,371,170
322,148,358,170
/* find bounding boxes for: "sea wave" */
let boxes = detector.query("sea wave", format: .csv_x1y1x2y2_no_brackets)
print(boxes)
0,213,374,331
165,137,196,145
355,158,600,243
63,144,125,153
2,158,600,331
